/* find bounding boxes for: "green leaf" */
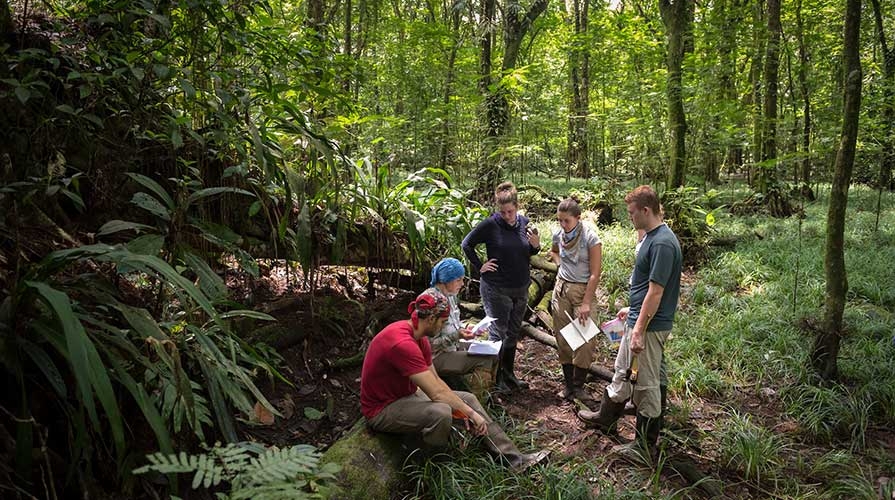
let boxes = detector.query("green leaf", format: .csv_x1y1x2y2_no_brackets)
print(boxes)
219,310,276,322
304,407,324,420
153,64,170,79
25,282,125,458
181,250,228,301
126,173,175,209
248,200,262,217
106,355,174,458
187,187,254,206
115,303,168,340
25,281,98,426
126,234,164,255
82,114,103,128
15,86,30,104
132,192,172,221
20,340,67,397
296,203,312,272
179,78,196,98
60,189,86,212
96,220,156,237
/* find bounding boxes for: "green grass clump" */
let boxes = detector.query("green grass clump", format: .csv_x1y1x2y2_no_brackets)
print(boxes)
717,410,786,485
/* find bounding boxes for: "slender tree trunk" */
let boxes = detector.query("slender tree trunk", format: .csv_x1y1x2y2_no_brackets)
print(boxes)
749,0,765,186
478,0,548,195
660,0,692,189
344,0,352,92
1,0,12,43
439,9,461,171
479,0,495,96
757,0,781,194
870,0,894,190
714,0,743,182
812,0,862,381
566,0,590,178
795,0,813,187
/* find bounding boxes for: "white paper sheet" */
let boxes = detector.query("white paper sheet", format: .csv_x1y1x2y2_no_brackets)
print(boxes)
470,316,498,336
559,311,599,351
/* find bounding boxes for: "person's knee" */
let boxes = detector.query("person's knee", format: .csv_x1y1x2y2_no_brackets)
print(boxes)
633,388,662,418
420,403,453,446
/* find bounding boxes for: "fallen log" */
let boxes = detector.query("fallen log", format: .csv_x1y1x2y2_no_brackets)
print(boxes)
320,419,415,499
520,322,613,382
667,453,725,497
248,324,307,350
530,254,558,274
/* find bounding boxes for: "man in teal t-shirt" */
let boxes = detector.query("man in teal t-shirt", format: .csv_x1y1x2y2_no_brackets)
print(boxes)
578,185,682,459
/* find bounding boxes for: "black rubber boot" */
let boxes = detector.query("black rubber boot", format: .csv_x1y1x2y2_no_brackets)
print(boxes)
500,345,528,390
613,413,662,462
577,387,625,434
558,364,574,400
571,366,592,402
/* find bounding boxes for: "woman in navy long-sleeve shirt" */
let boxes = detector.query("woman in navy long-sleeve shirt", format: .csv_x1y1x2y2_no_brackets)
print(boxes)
461,182,541,392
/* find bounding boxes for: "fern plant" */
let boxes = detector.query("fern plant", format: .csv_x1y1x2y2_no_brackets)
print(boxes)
133,442,341,499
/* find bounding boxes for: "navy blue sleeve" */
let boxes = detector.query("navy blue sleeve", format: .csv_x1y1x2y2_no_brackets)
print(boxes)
462,218,491,271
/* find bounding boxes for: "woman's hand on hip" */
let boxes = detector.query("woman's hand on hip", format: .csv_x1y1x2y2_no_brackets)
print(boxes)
480,258,498,273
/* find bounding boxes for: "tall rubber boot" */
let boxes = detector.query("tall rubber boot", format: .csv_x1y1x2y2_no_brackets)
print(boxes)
558,364,574,400
483,422,549,471
571,366,592,403
613,414,661,461
500,345,529,390
576,387,625,434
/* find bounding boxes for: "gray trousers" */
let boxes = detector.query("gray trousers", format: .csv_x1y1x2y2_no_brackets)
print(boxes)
480,279,529,351
434,351,498,377
366,390,522,459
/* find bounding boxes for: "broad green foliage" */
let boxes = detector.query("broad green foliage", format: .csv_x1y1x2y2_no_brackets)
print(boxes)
133,442,340,499
0,175,281,486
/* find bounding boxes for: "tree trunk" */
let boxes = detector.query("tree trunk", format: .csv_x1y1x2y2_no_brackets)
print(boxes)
659,0,692,189
757,0,781,194
749,0,765,186
477,0,549,196
870,0,894,191
566,0,590,178
795,0,813,187
812,0,862,381
439,9,461,171
0,0,12,43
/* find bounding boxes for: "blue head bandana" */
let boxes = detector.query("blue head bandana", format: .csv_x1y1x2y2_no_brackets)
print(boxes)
430,258,466,286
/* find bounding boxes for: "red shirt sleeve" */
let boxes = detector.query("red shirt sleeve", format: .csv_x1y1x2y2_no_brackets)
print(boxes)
391,336,431,377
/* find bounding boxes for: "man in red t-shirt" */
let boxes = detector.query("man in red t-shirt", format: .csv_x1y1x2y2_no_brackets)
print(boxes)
360,289,548,469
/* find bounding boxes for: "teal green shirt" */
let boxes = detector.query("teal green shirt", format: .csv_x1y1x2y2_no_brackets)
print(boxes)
627,224,681,331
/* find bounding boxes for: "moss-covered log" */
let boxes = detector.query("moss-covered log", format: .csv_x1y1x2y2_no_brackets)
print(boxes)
320,419,420,499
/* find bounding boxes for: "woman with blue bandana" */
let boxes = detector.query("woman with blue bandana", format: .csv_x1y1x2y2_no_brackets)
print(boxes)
426,258,498,382
550,197,603,403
